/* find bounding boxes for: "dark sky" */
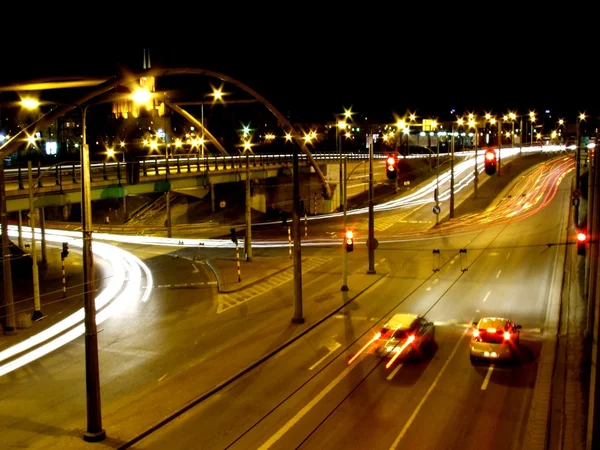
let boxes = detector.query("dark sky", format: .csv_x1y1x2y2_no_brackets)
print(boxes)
0,13,596,123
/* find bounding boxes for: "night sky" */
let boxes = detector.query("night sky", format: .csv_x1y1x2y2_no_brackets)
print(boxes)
0,14,596,124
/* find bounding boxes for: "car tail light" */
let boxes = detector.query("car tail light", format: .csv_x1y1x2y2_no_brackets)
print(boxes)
472,329,479,337
503,331,511,340
487,328,496,333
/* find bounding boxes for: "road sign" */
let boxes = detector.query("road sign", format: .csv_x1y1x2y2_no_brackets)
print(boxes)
219,200,226,208
433,205,441,214
366,238,379,250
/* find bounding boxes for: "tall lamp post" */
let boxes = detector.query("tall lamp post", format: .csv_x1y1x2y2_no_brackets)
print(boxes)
529,111,537,148
449,125,456,219
336,120,347,211
243,140,253,261
466,114,479,198
0,158,16,334
367,130,376,274
80,103,106,442
27,159,43,320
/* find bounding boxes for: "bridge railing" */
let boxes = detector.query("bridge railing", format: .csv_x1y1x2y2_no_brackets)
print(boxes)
2,152,390,191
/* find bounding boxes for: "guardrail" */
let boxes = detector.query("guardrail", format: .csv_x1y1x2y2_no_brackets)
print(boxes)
2,152,388,190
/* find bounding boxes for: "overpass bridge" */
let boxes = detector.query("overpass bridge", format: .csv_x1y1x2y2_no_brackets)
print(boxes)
3,152,419,218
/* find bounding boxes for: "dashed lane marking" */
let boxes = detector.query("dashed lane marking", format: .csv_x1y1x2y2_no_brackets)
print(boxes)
217,256,331,313
387,363,403,381
481,364,495,390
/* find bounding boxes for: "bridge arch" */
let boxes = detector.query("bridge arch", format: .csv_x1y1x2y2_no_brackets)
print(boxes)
0,68,333,198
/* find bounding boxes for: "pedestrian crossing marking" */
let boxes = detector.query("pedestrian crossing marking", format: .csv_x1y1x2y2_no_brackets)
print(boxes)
217,257,331,313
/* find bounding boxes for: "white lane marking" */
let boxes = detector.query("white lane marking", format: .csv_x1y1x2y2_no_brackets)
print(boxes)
426,287,432,291
496,270,502,279
387,363,403,381
506,252,511,260
259,354,366,449
482,291,491,302
309,341,342,371
389,318,473,450
192,263,200,273
481,364,495,390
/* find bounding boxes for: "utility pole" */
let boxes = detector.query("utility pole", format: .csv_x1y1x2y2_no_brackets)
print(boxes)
435,140,440,226
245,149,252,261
341,156,349,291
81,105,106,443
27,161,43,320
450,127,455,219
291,138,304,324
0,159,16,335
473,124,479,198
367,132,376,274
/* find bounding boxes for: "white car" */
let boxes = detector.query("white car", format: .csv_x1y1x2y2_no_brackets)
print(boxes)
470,317,521,363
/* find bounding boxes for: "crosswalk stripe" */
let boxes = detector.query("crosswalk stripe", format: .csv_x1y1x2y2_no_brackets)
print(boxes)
217,257,331,313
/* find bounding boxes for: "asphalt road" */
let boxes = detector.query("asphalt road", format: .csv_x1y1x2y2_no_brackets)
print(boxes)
133,158,570,449
0,152,570,449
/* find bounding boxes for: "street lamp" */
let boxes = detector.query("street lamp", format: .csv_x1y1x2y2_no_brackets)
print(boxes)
466,113,479,198
18,99,44,320
243,139,253,261
80,103,106,442
529,111,537,148
337,120,347,210
336,107,353,210
576,112,587,192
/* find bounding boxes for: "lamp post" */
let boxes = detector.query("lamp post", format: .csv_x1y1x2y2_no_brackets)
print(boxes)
576,112,586,191
367,131,376,274
27,160,43,320
450,126,455,219
529,111,537,148
466,114,479,198
435,137,440,225
291,129,304,324
243,140,253,262
0,158,16,334
80,103,106,442
336,120,347,211
341,155,349,291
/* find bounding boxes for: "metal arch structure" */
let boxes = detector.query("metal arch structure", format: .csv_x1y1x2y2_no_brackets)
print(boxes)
0,68,333,199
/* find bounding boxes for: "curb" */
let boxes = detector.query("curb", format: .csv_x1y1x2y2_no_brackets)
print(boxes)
205,258,294,294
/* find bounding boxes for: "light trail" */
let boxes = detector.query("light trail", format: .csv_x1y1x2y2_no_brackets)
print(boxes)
0,230,153,376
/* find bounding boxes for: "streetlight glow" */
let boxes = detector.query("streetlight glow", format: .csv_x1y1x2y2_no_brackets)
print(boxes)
131,88,152,105
20,98,40,110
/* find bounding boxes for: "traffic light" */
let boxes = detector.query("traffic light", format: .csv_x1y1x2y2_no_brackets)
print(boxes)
345,229,354,252
576,230,587,255
230,227,237,244
484,149,497,175
386,155,398,180
61,242,69,259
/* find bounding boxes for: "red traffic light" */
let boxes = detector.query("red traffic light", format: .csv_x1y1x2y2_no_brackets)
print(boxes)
577,232,587,242
485,150,496,161
387,156,395,166
346,230,354,240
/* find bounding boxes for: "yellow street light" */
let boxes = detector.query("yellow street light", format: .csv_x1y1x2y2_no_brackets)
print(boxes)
20,98,41,110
